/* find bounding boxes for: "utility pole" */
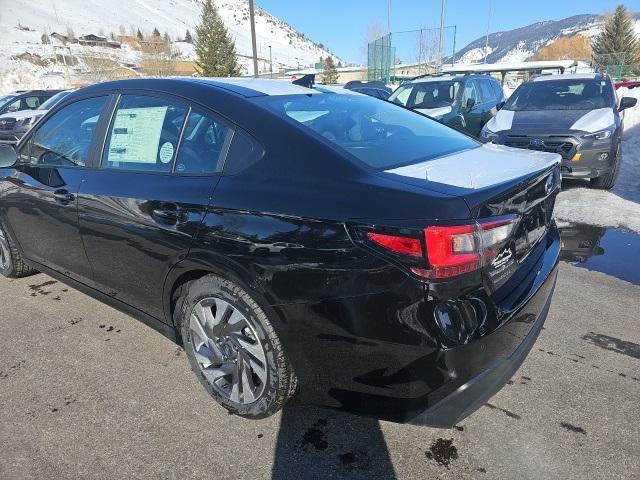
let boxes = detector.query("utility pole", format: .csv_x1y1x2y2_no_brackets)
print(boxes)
268,45,273,79
387,0,391,34
484,0,492,64
438,0,446,71
248,0,259,77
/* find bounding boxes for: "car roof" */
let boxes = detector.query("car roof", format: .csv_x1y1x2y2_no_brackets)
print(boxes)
532,73,605,82
408,74,495,84
81,77,324,98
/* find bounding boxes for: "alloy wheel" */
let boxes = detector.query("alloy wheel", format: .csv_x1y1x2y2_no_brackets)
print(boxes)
189,297,268,405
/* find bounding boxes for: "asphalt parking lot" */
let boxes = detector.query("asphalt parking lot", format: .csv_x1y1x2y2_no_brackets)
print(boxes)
1,257,639,479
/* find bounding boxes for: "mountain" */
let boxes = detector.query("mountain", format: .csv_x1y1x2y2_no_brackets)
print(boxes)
453,13,640,64
0,0,339,71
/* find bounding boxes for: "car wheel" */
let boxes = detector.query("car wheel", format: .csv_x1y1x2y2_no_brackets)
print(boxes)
590,144,621,190
0,223,35,278
176,274,297,418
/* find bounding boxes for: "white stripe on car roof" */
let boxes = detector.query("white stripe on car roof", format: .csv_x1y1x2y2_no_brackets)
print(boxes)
532,74,599,82
197,78,321,96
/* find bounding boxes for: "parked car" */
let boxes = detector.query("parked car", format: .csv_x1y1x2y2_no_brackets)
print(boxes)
0,89,62,116
614,79,640,90
343,80,392,99
388,73,505,136
0,90,74,144
481,73,637,189
0,78,561,427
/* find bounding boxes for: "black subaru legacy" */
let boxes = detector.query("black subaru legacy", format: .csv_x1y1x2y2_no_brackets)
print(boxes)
481,73,637,189
0,78,561,427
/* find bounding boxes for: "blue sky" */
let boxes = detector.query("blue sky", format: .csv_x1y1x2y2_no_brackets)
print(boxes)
256,0,640,63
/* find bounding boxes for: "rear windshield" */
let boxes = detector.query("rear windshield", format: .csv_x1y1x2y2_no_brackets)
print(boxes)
259,93,478,170
505,79,614,111
389,81,460,109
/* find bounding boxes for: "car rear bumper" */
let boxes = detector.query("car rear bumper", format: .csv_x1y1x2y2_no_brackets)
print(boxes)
409,266,555,426
278,227,560,427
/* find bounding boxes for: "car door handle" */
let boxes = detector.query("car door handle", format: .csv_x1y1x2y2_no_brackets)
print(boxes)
53,189,75,204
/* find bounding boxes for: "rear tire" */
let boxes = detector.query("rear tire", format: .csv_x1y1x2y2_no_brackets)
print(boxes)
176,274,297,419
0,223,35,278
590,144,621,190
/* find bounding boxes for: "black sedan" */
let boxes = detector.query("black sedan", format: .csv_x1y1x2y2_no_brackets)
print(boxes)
0,78,561,427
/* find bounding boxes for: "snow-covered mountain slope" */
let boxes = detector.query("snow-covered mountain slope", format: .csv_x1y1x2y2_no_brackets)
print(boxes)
0,0,338,70
454,13,640,64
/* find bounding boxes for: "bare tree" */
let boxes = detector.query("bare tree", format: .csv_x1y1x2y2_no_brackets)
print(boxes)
362,21,385,59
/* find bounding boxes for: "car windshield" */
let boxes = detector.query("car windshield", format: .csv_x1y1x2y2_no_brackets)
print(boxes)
504,79,614,111
260,93,478,170
389,81,460,109
0,95,16,109
40,91,70,110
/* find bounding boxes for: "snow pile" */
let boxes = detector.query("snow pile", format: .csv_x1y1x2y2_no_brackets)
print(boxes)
554,87,640,233
0,60,68,95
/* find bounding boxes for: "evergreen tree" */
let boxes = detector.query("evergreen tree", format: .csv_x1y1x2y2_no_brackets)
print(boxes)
321,56,339,84
164,31,171,43
194,0,240,77
592,5,639,68
41,33,50,44
153,27,161,37
136,28,143,40
185,29,193,44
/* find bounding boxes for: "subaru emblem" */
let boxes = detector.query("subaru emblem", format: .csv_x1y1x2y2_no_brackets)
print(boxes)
544,173,555,195
530,138,545,148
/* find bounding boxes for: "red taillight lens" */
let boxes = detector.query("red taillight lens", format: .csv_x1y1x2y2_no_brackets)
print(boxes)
366,232,423,257
361,216,518,280
419,217,518,279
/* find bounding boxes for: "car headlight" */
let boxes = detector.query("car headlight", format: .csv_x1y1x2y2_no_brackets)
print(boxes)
582,129,612,140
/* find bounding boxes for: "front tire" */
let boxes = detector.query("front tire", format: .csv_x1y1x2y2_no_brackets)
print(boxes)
590,144,621,190
0,223,35,278
176,275,297,419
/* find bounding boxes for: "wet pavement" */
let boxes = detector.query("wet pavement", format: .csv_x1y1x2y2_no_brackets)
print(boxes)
0,261,638,480
559,223,640,285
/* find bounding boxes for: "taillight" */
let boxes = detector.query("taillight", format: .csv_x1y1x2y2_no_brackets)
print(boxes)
420,217,518,279
360,216,518,280
366,232,422,257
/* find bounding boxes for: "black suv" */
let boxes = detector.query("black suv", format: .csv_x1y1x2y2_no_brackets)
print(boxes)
0,90,62,115
481,74,636,189
0,78,560,426
388,74,505,136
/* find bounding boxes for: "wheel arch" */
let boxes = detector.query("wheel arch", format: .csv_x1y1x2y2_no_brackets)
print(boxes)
162,252,287,342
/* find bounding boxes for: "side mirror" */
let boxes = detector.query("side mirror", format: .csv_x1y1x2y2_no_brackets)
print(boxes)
496,101,505,111
0,143,17,168
619,97,637,111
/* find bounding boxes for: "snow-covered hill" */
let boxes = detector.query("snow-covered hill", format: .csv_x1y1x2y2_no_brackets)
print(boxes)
454,13,640,64
0,0,338,88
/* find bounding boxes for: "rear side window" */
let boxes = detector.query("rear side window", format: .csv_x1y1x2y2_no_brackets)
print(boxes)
491,80,504,100
25,96,41,109
175,110,231,174
102,95,187,172
479,80,495,103
25,96,107,167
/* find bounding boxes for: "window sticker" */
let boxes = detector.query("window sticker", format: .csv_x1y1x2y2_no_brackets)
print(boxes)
159,142,174,163
107,106,168,163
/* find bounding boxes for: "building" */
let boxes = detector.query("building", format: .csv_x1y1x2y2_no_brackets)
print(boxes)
78,34,121,49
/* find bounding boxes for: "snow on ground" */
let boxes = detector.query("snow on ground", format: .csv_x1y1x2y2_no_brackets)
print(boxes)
554,87,640,233
0,60,67,94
